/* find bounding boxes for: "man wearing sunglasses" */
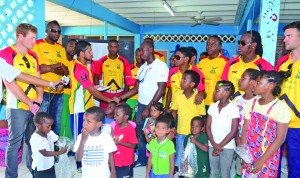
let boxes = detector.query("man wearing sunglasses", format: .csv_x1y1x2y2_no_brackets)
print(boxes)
33,20,69,135
0,23,45,178
275,21,300,177
222,30,274,99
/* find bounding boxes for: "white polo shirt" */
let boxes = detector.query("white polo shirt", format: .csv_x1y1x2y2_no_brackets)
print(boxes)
0,57,21,101
208,101,239,149
137,58,169,105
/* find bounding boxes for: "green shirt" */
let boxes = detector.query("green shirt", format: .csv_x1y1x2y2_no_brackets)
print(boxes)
184,133,210,178
148,138,175,175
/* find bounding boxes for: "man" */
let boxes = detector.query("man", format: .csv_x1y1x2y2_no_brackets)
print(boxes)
118,41,169,167
222,31,274,98
69,40,111,142
91,39,134,110
60,39,77,139
32,20,69,135
197,36,228,108
275,21,300,177
0,23,43,178
143,37,165,63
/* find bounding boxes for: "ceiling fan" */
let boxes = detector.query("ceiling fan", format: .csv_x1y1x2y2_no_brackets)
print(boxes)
191,11,222,27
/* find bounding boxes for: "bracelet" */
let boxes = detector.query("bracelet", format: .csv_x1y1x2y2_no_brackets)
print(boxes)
49,81,53,88
33,101,41,107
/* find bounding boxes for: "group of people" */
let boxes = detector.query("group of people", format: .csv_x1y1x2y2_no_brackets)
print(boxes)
0,19,299,178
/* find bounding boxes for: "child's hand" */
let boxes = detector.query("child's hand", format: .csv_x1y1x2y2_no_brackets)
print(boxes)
81,128,89,145
59,146,68,155
212,143,223,152
113,138,121,145
110,172,117,178
144,129,150,135
251,159,264,174
190,136,197,144
212,149,221,156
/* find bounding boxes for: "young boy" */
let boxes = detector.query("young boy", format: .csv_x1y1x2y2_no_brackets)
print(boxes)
146,113,175,178
171,70,206,169
112,103,138,178
73,106,117,178
30,112,67,178
102,101,118,134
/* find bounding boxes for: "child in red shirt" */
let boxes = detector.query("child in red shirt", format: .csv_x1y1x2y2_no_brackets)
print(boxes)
112,103,138,178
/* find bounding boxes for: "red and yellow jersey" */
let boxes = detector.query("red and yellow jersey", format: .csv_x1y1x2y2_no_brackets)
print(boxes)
154,51,165,63
0,45,40,110
222,55,274,98
63,59,75,95
129,64,139,100
276,53,300,128
197,54,228,105
171,92,206,135
167,65,205,102
91,55,134,91
69,60,95,114
32,39,68,93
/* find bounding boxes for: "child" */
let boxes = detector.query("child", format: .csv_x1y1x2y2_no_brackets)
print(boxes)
146,113,175,178
206,80,239,178
182,116,210,178
102,101,118,134
241,71,291,177
171,70,206,168
112,103,138,178
30,112,67,178
73,106,117,178
143,102,164,143
231,69,259,176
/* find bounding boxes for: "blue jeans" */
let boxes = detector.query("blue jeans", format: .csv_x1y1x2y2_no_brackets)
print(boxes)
175,134,186,167
286,128,300,178
39,92,63,135
209,147,234,178
136,102,148,165
5,109,35,178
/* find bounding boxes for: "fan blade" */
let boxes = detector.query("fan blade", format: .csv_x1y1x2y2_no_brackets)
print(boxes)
202,21,220,26
191,23,201,27
204,17,222,22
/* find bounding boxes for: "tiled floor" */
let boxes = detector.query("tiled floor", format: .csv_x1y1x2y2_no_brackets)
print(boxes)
0,145,178,178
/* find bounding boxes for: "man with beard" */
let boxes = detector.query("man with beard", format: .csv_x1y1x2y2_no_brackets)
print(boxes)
33,20,69,135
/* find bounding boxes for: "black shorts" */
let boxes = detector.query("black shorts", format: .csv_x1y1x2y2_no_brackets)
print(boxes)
34,166,56,178
115,164,134,178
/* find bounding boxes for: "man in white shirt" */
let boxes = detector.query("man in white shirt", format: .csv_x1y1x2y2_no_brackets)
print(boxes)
118,41,169,167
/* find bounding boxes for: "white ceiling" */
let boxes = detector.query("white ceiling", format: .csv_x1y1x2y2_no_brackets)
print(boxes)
45,0,300,27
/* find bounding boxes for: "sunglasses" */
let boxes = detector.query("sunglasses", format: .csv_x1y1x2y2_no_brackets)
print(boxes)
238,40,251,46
174,55,185,60
22,56,30,68
49,28,61,34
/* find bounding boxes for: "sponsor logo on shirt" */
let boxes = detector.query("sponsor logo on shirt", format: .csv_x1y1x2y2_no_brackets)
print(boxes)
232,71,238,74
105,65,110,67
81,74,88,81
210,67,217,74
56,51,61,58
296,71,300,79
117,64,120,69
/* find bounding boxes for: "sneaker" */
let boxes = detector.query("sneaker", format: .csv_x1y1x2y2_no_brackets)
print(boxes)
77,167,82,174
134,161,145,168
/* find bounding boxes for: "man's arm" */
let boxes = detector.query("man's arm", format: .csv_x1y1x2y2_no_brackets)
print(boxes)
165,87,172,112
118,79,139,101
35,72,44,104
17,72,61,88
86,86,111,103
40,63,68,76
3,80,32,107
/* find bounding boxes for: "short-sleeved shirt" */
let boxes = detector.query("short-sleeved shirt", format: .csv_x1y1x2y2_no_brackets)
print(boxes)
184,133,210,178
221,55,274,97
275,53,300,128
91,55,134,91
112,123,138,167
69,60,95,114
0,46,40,110
171,92,206,135
138,58,169,105
208,101,239,149
0,57,21,102
244,97,291,124
167,65,205,100
30,131,59,171
148,138,175,175
197,54,228,105
232,95,255,137
73,133,117,178
64,59,75,95
32,39,68,93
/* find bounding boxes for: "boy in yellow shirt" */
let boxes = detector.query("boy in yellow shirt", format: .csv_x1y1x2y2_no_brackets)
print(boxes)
171,70,206,168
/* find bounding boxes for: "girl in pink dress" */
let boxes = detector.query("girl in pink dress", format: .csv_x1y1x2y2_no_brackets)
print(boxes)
241,71,291,178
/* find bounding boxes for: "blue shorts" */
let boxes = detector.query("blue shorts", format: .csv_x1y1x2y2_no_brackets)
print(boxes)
175,134,186,167
150,169,172,178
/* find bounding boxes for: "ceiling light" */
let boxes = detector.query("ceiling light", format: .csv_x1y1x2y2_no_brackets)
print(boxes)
162,1,175,16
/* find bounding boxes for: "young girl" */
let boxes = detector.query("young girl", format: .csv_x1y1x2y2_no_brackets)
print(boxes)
231,69,259,176
112,103,138,178
182,116,210,178
30,112,67,178
143,102,164,143
146,113,175,178
206,80,239,178
241,71,291,178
